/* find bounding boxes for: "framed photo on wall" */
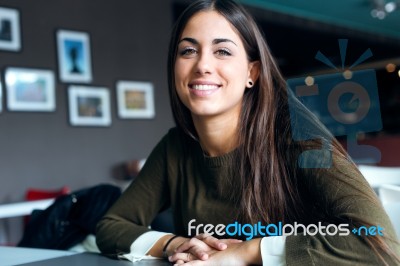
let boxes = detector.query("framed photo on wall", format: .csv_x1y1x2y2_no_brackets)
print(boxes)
57,30,92,83
68,85,111,126
0,7,21,51
116,81,155,119
5,67,55,111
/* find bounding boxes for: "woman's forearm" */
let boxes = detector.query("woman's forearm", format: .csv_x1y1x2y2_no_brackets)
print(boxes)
242,238,263,265
147,235,187,258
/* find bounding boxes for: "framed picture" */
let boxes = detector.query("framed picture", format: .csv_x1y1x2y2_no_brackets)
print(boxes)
68,85,111,126
116,81,155,119
5,67,55,111
0,7,21,51
57,30,92,83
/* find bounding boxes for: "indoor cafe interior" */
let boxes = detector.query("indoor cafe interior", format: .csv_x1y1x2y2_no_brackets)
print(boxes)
0,0,399,265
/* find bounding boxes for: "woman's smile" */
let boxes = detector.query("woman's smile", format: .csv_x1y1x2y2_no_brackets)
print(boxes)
188,80,221,97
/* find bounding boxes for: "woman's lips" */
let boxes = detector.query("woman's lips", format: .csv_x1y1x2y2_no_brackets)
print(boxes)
190,84,220,90
189,83,220,96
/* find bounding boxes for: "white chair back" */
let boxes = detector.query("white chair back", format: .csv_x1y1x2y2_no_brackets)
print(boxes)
379,184,400,205
357,165,400,240
382,202,400,240
358,165,400,189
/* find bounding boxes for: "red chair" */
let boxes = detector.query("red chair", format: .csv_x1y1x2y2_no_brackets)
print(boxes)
24,186,70,224
25,186,70,201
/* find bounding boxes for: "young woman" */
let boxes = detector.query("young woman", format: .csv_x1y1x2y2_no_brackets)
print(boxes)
96,0,400,265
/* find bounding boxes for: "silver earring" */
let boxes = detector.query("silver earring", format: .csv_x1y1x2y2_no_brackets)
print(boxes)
247,80,253,87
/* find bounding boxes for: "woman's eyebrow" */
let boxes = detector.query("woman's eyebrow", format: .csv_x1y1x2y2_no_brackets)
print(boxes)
178,37,198,45
212,38,237,46
178,37,237,46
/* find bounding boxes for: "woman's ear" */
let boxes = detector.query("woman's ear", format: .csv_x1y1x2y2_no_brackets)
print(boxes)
247,61,260,88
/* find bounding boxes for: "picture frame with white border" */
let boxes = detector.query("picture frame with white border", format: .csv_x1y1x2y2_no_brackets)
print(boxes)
5,67,55,112
68,85,111,126
0,7,21,51
116,81,155,119
57,30,92,83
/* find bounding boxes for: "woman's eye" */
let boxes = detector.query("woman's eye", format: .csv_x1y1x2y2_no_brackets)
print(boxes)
215,48,231,56
179,47,197,56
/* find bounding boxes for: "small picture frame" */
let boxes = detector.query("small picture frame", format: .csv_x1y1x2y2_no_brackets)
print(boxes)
5,67,55,112
68,85,111,126
0,7,21,51
57,30,92,83
116,81,155,119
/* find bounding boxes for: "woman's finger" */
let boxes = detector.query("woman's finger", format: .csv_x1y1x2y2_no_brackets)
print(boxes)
169,252,196,263
186,245,209,260
175,237,208,253
196,234,227,250
221,238,243,244
173,261,201,266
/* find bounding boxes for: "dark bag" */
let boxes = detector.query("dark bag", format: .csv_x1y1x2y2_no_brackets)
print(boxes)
18,184,121,250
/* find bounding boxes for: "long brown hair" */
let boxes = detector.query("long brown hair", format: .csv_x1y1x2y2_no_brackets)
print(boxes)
168,0,399,264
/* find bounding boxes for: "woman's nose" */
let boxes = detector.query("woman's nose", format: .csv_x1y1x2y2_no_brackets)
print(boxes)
194,52,213,75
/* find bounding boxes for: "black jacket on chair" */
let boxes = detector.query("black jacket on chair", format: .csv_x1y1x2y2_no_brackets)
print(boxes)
18,184,121,250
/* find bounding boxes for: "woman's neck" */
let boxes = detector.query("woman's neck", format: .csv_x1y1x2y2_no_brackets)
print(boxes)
192,114,239,157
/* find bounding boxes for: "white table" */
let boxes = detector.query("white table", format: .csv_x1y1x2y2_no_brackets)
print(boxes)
0,246,76,266
0,246,171,266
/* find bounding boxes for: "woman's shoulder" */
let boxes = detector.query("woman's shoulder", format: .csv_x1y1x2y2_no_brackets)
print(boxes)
146,127,194,158
145,127,201,176
164,127,195,145
165,126,181,139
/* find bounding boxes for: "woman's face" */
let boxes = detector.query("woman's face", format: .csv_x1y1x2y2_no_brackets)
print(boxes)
174,11,258,120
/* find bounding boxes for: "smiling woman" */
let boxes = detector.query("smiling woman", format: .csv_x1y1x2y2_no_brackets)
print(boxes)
96,1,400,265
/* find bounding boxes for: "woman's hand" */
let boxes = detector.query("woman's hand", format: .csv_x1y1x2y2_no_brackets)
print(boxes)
170,238,262,266
167,234,242,264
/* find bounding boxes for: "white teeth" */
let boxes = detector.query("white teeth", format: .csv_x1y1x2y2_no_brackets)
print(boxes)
191,84,218,90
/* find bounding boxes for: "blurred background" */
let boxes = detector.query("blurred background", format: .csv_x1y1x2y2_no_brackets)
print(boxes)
0,0,399,245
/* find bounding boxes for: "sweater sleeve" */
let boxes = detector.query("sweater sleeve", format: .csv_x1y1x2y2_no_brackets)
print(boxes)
96,132,171,255
119,231,170,261
285,155,400,265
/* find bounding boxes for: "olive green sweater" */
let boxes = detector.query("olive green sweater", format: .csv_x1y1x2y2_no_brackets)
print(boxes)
96,128,400,265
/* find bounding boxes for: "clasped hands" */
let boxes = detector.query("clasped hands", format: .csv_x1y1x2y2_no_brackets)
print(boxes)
165,234,256,266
